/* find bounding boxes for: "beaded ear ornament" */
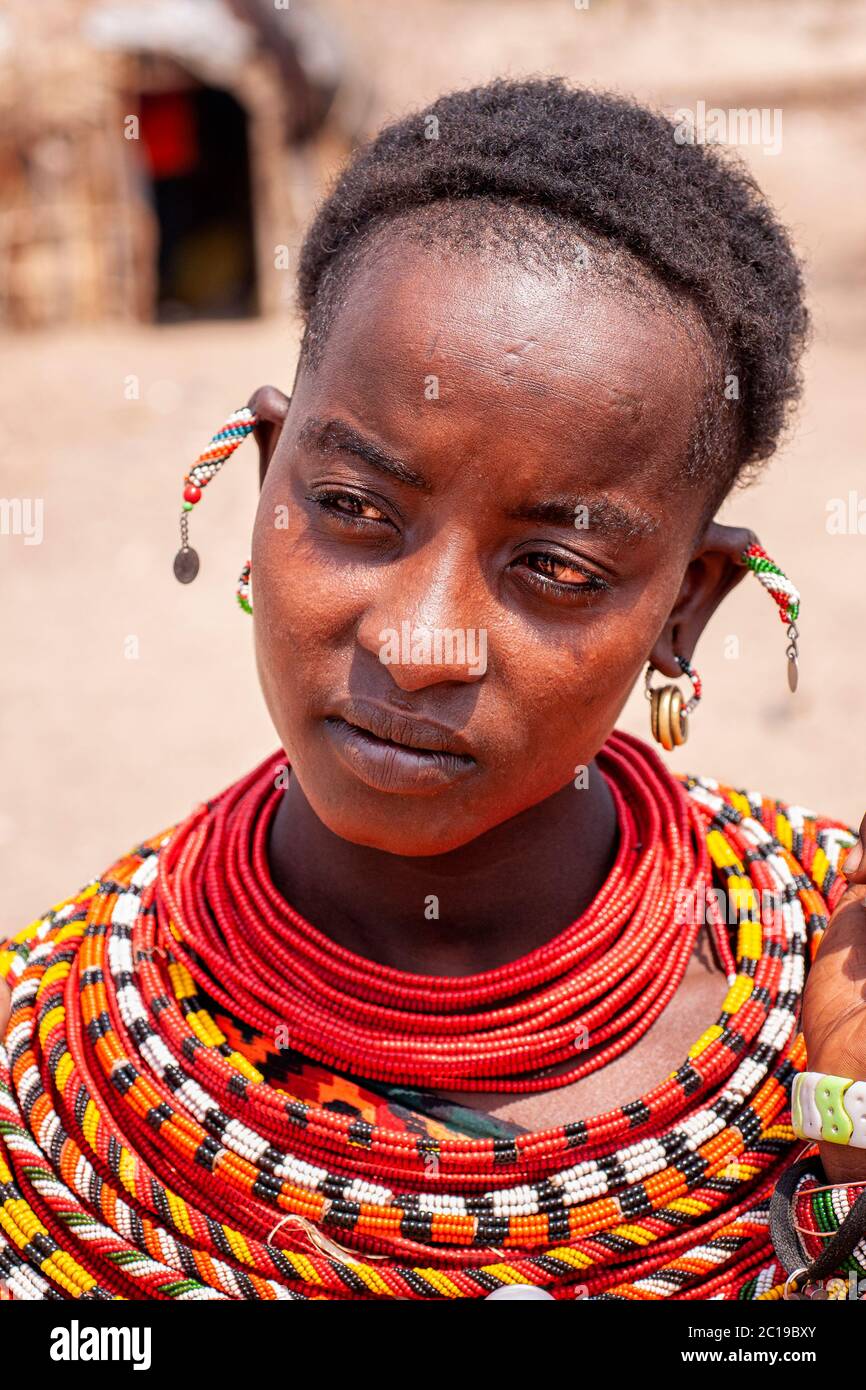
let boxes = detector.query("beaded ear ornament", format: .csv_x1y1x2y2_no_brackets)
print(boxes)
173,407,258,611
644,655,701,751
740,541,801,691
644,541,800,749
173,412,803,677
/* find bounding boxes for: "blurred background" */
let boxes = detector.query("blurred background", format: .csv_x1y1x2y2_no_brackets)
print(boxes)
1,0,865,932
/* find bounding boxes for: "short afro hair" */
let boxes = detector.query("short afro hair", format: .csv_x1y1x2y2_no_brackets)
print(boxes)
297,78,808,510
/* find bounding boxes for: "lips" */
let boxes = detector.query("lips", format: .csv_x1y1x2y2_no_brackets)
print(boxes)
323,698,477,794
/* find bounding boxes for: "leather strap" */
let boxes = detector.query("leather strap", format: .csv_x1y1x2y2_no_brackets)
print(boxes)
770,1155,866,1288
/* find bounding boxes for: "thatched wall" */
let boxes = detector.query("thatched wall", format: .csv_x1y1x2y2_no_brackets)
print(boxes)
0,0,347,327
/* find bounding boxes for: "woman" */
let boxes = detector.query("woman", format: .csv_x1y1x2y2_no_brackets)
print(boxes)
2,79,865,1301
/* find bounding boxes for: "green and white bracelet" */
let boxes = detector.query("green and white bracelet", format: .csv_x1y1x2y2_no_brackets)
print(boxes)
792,1071,866,1147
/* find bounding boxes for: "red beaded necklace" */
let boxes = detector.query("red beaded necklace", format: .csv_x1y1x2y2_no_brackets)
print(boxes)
160,732,731,1092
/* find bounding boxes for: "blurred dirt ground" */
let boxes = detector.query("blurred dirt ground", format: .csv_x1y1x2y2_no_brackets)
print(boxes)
3,0,866,933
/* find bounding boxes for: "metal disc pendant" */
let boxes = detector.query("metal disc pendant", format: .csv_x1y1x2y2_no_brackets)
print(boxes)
173,546,200,584
787,655,799,692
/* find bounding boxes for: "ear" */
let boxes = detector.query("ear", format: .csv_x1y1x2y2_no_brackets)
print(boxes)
247,385,291,488
649,521,758,678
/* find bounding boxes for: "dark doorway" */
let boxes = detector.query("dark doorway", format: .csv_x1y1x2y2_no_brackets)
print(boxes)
139,82,257,320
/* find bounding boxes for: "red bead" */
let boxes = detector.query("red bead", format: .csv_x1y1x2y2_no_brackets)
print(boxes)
183,484,202,505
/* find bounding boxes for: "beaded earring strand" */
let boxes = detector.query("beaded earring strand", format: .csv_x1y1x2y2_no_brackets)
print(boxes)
173,408,259,585
741,541,801,691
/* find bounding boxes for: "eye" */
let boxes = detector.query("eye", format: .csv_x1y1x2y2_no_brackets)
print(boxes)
513,551,610,598
308,488,394,529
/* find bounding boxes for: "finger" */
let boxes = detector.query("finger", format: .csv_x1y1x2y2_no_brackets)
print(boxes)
827,880,866,928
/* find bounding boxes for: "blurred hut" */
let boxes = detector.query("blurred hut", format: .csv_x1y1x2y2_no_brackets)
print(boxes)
0,0,354,327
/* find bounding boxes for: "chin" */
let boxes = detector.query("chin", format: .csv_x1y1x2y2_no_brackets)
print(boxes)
308,783,493,858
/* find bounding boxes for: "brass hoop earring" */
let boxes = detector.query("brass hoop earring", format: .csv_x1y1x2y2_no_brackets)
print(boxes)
645,656,702,751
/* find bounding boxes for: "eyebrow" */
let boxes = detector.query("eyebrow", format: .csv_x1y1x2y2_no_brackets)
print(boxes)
298,417,431,491
508,495,659,541
299,417,658,540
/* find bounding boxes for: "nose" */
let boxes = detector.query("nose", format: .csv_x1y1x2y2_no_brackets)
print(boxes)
356,539,489,691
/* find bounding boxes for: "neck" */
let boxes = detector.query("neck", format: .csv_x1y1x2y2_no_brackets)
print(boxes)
266,765,618,976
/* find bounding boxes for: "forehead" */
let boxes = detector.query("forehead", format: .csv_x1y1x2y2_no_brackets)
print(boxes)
300,243,708,504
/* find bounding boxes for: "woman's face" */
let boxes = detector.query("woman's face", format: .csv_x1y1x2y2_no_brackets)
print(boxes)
252,245,722,856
